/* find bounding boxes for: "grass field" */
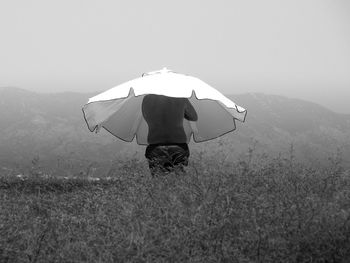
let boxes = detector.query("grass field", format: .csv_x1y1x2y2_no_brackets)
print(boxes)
1,149,350,262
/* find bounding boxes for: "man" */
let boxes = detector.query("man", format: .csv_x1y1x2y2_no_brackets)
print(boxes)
142,94,198,175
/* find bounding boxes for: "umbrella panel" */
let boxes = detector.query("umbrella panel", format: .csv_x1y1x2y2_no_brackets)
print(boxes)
101,95,147,143
188,97,237,143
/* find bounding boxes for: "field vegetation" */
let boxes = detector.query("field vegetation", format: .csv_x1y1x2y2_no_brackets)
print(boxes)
1,147,350,262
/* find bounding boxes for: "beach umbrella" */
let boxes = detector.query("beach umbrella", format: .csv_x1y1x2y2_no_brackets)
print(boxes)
82,68,247,145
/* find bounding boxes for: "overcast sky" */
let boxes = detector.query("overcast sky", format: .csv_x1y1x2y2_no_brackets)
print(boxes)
1,0,350,113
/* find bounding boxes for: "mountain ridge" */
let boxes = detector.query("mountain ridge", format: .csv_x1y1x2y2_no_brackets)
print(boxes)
2,86,348,115
1,87,349,174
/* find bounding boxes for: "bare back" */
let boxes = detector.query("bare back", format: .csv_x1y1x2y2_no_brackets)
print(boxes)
142,94,197,145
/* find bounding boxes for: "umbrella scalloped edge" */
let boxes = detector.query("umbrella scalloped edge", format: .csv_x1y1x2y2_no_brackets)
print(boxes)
82,87,247,145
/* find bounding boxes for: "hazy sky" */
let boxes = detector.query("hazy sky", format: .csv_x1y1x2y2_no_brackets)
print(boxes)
1,0,350,113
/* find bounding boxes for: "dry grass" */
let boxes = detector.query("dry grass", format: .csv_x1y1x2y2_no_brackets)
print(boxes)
1,149,350,262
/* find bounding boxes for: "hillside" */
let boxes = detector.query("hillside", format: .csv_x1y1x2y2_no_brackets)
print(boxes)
191,93,350,167
0,87,128,174
1,87,349,175
226,93,350,165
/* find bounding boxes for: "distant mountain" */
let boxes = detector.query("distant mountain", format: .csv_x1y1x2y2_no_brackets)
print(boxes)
0,87,128,174
1,87,349,175
224,93,350,166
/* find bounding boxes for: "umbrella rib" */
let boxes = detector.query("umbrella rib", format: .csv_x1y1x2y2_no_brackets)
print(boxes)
215,99,247,123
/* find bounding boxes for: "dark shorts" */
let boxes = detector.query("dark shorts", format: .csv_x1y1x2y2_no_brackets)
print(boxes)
145,143,189,175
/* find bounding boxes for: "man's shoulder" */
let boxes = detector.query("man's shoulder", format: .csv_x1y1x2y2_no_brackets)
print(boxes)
143,94,154,99
143,94,156,103
143,94,187,105
143,94,164,100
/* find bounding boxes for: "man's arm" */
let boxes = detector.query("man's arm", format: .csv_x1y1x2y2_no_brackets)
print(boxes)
142,95,152,120
184,99,198,121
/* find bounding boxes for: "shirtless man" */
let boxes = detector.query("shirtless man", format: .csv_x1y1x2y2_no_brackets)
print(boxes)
142,94,198,175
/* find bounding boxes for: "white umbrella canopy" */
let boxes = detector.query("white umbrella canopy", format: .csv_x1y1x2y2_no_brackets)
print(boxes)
82,68,247,145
